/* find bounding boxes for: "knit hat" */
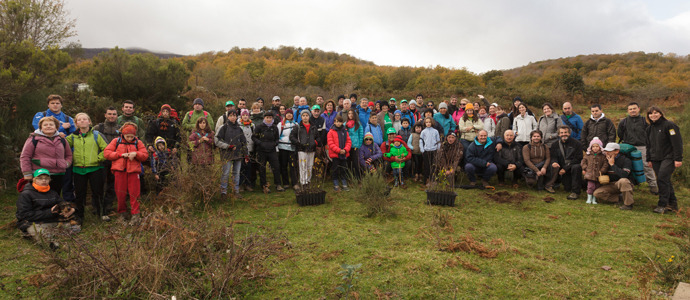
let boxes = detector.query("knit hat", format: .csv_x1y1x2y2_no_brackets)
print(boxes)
587,137,604,154
160,104,172,112
465,103,474,110
240,109,250,116
193,98,204,107
121,122,137,135
386,127,397,135
364,132,374,140
409,100,417,106
311,105,321,111
368,101,374,107
438,102,448,110
301,110,311,117
394,110,402,115
285,109,294,115
225,100,235,107
393,135,405,144
154,136,166,148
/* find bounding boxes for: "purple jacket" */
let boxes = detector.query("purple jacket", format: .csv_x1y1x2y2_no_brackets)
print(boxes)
20,130,72,177
358,142,383,170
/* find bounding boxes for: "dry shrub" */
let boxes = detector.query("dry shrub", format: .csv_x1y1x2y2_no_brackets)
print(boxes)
439,233,505,259
354,169,395,217
40,209,286,299
431,209,454,232
155,163,223,212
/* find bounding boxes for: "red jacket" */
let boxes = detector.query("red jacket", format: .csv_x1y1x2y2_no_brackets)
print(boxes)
327,127,352,159
104,137,149,173
380,140,412,162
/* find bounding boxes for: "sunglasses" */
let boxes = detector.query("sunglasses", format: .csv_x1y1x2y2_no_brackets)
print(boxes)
364,138,373,141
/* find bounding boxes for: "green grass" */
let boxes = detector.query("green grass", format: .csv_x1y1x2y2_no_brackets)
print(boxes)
1,102,687,298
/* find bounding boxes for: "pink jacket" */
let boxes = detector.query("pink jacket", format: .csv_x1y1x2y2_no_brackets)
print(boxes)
20,131,72,177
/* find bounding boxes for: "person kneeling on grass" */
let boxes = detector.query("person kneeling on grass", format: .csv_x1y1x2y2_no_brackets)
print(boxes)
384,136,409,187
327,116,352,191
104,122,148,225
16,169,78,248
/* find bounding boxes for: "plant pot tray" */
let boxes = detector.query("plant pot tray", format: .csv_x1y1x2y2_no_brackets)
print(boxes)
426,190,457,206
296,190,326,206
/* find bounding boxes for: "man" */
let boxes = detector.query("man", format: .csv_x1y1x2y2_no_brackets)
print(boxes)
181,98,215,132
94,107,119,215
338,98,353,120
116,100,146,139
618,102,658,194
550,126,583,199
216,100,236,132
33,94,76,202
593,143,635,210
292,95,301,111
560,102,584,140
32,94,76,138
465,130,498,188
357,97,371,127
315,95,325,107
336,95,346,112
399,100,416,125
581,104,616,148
269,96,282,117
252,111,284,193
415,94,424,105
448,96,459,116
237,98,247,110
309,105,327,148
494,130,523,186
388,98,397,112
146,104,181,155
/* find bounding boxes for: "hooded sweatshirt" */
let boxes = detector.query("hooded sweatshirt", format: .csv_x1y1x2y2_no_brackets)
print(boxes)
20,130,72,177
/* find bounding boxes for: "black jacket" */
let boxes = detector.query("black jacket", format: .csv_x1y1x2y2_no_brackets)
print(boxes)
146,117,181,149
549,137,583,172
617,115,648,146
252,121,280,153
646,117,683,162
607,154,632,182
16,184,63,231
494,140,523,169
290,122,318,152
582,115,616,148
309,115,327,146
215,121,248,160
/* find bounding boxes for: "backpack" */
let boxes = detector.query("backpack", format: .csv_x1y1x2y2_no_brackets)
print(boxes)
115,136,140,149
32,135,67,149
188,110,209,119
68,130,103,151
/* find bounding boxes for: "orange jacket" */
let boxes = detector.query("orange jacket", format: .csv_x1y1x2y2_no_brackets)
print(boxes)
104,137,149,173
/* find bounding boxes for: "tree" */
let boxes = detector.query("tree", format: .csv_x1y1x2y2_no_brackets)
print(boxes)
0,0,76,49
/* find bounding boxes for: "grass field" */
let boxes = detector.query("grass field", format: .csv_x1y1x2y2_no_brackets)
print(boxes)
1,102,688,298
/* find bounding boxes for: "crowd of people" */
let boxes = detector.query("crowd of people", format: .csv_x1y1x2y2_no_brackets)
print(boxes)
16,93,684,243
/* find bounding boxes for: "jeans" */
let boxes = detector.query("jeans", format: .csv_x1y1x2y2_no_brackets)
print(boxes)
221,160,242,193
464,163,498,182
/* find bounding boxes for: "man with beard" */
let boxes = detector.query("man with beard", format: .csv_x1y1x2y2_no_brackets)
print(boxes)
550,126,583,199
146,104,181,156
447,95,459,116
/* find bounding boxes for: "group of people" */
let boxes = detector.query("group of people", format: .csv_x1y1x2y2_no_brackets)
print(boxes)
16,93,684,243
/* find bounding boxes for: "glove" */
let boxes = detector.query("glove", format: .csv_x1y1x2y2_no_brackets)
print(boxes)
228,145,235,150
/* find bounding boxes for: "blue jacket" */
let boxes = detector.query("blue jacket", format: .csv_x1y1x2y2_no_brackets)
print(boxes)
363,122,383,146
433,113,457,136
32,110,76,135
347,123,364,149
321,111,338,131
465,137,497,168
400,110,416,125
357,105,371,127
560,113,584,140
294,105,311,123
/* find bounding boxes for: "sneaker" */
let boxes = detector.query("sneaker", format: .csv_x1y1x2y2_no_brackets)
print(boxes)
653,206,666,214
283,185,290,189
101,215,111,222
545,187,556,194
293,184,301,192
619,204,633,210
276,185,285,192
342,185,350,191
566,193,579,200
333,185,340,192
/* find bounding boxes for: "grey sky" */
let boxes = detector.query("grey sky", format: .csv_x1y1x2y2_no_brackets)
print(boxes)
65,0,690,73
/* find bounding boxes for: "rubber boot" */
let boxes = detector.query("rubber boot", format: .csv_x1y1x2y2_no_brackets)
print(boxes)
586,194,592,204
591,195,598,204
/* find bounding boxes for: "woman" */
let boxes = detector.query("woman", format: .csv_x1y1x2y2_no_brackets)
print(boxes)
20,116,72,196
377,102,394,138
215,109,248,198
477,106,495,138
277,109,298,188
250,102,265,125
457,103,484,150
522,130,557,192
537,103,564,147
512,103,538,147
321,100,338,131
646,106,683,214
346,109,364,179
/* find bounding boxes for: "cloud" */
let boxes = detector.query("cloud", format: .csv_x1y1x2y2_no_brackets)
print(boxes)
65,0,690,73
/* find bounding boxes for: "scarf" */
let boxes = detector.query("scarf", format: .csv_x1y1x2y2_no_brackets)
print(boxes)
478,113,488,122
263,119,274,127
241,120,252,126
33,183,50,193
346,120,355,129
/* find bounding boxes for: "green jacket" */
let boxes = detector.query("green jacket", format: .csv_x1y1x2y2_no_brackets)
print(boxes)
182,110,215,132
67,128,108,172
384,144,408,169
117,115,146,139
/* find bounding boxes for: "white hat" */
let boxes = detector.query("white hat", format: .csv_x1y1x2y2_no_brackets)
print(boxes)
603,143,620,152
272,96,281,100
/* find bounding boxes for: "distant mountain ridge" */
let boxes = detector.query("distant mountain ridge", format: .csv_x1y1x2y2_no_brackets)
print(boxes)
81,47,184,59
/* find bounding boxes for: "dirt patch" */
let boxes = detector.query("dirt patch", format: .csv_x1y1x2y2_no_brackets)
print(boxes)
320,249,344,260
484,191,532,204
446,256,481,272
439,234,504,258
542,197,554,203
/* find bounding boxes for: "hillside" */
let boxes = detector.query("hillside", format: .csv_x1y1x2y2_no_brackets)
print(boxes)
78,47,184,59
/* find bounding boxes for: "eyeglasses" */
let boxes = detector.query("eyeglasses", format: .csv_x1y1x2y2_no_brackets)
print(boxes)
427,104,433,107
364,138,373,141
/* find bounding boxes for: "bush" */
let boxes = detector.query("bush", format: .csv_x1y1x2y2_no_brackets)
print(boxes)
353,169,394,217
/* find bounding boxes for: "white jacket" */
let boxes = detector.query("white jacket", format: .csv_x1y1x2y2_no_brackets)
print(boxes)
512,114,537,143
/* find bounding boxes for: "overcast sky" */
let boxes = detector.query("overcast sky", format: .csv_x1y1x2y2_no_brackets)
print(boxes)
65,0,690,73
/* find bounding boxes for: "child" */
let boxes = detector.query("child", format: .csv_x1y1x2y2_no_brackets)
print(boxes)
345,109,364,179
103,122,148,224
151,137,175,194
67,113,108,222
290,110,318,188
358,132,382,172
420,117,441,185
581,137,609,204
188,117,214,166
397,118,412,143
277,109,298,189
239,109,256,191
363,114,383,146
215,109,248,198
407,123,424,182
327,116,352,191
385,136,409,187
393,110,402,132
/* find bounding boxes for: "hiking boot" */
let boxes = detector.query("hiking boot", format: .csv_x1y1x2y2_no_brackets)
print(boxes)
481,180,491,189
650,186,659,195
283,185,291,189
101,215,111,222
276,185,285,192
333,185,340,192
469,181,477,186
666,206,678,213
342,185,350,191
263,185,271,194
545,186,556,194
244,185,254,192
619,204,633,210
653,206,666,214
566,193,579,200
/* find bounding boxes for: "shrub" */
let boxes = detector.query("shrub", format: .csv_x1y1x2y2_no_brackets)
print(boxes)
353,168,394,217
